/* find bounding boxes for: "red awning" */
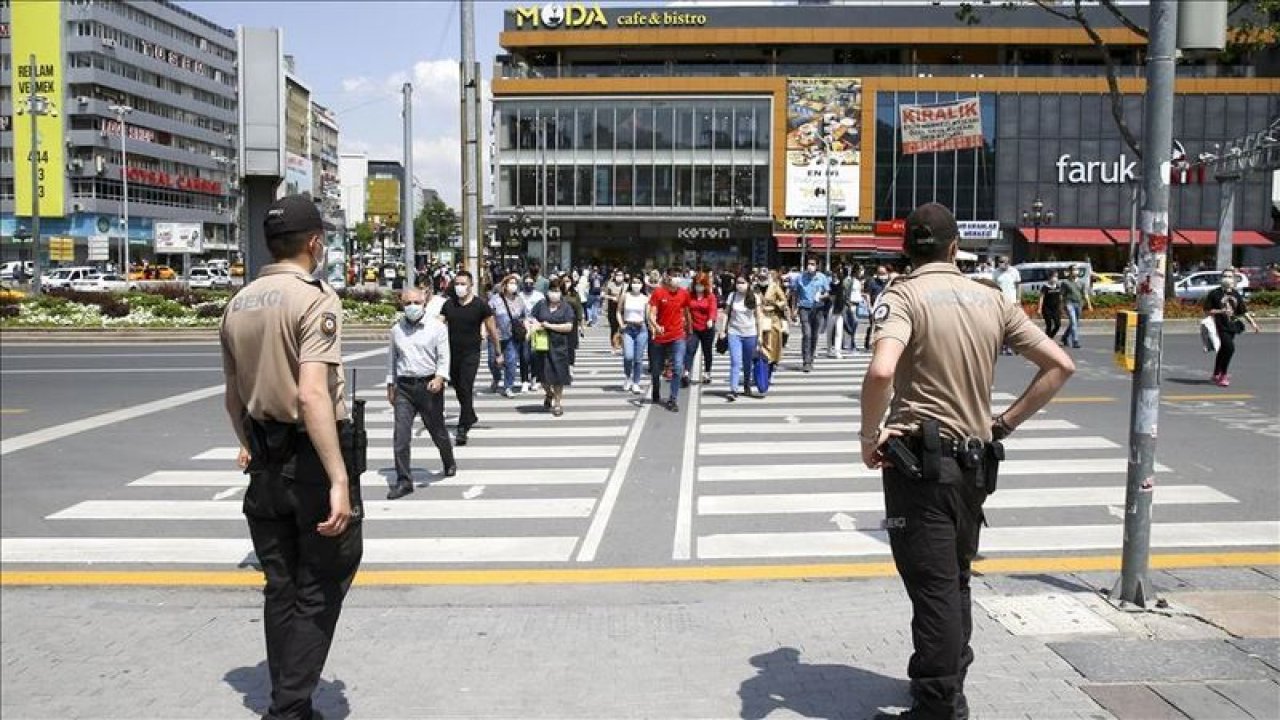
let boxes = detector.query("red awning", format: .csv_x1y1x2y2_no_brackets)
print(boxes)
1018,227,1117,247
775,234,878,251
1176,230,1276,248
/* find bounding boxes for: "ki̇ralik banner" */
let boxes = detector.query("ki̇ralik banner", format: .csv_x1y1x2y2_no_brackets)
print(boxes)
785,78,861,218
899,97,984,156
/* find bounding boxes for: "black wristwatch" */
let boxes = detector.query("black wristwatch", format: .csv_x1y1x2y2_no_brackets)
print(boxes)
991,414,1015,441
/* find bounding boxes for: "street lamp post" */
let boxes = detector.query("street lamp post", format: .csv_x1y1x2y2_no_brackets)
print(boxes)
538,118,550,274
796,218,811,269
510,205,530,273
1022,197,1054,262
108,104,134,276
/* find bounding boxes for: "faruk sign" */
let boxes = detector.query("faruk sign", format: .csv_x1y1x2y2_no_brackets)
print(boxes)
514,3,607,29
1056,153,1137,184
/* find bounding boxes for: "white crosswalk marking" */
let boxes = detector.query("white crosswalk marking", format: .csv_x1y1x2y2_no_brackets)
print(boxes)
679,343,1259,563
12,335,647,566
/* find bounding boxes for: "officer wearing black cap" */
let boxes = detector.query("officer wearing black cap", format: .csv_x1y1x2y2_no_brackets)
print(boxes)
220,194,363,720
860,202,1075,719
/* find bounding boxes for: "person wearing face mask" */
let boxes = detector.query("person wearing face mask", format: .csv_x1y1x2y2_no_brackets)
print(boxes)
585,266,604,327
386,289,456,501
683,272,719,386
530,278,577,416
647,268,693,412
440,270,503,446
1037,270,1064,340
758,270,788,368
1059,265,1091,350
605,269,627,353
1204,271,1260,387
518,277,546,392
487,274,528,398
789,259,831,372
616,275,650,393
219,195,363,720
718,276,768,401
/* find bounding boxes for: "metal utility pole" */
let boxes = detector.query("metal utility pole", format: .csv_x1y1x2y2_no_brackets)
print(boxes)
109,104,134,277
402,82,416,289
824,146,834,273
1113,0,1177,609
20,54,51,293
540,119,549,273
798,218,809,269
460,0,481,281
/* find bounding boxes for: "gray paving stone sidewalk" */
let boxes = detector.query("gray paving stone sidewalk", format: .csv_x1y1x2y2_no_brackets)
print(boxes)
1,567,1276,719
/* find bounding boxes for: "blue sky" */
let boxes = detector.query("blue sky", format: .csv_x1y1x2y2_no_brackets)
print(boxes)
181,0,512,207
180,1,669,208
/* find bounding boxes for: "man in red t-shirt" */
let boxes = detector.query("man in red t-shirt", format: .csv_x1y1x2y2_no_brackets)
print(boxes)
647,268,693,412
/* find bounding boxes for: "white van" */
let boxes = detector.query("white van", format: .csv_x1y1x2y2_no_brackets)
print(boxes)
1013,261,1093,295
43,266,97,290
0,261,34,280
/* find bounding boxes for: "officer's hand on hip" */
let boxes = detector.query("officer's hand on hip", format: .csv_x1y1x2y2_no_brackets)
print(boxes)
860,427,903,470
316,481,352,537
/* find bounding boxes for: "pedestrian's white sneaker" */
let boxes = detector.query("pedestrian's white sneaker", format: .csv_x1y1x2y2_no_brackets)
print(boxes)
630,383,643,395
520,382,530,393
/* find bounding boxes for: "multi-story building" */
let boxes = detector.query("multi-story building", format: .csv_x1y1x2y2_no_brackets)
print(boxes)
2,0,239,265
338,151,368,229
491,1,1278,270
281,59,313,200
311,101,340,220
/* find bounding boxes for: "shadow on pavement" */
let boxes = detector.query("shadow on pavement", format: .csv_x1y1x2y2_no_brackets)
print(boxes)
1165,376,1214,386
224,660,351,720
738,647,908,720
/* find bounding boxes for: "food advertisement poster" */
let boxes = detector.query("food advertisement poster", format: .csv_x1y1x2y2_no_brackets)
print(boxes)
785,78,861,218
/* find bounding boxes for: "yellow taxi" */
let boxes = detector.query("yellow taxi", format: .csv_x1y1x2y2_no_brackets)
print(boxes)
129,265,178,281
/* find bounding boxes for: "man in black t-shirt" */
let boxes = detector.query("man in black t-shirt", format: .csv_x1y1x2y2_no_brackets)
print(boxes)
441,270,503,444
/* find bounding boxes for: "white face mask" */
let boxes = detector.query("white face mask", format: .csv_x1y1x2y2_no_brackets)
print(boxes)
735,283,748,292
403,303,425,323
505,282,518,294
630,283,642,292
454,283,469,297
547,291,562,303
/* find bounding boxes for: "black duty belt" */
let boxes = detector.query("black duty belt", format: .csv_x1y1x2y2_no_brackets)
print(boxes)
903,434,986,459
396,375,435,383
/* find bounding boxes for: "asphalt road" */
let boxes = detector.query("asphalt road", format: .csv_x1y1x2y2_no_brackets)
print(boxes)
1,324,1276,574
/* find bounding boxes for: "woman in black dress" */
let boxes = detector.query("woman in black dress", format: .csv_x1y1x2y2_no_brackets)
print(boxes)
1203,272,1259,387
531,277,577,416
1037,270,1064,339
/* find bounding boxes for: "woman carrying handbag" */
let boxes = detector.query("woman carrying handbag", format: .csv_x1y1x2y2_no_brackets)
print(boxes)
717,275,768,402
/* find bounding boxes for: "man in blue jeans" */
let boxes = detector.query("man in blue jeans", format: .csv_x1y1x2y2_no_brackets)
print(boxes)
790,259,831,372
1060,265,1092,349
647,268,692,413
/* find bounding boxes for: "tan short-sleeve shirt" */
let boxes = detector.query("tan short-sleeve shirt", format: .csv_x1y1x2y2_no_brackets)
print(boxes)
871,262,1045,441
220,264,348,424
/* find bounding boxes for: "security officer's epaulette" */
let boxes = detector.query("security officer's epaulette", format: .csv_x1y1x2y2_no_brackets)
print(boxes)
293,273,329,292
968,276,1001,292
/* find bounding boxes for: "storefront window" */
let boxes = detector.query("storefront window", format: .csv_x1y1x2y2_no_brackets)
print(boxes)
615,105,635,151
518,166,537,206
695,110,714,150
557,107,575,151
635,106,655,152
576,106,595,149
556,166,575,206
576,166,593,206
635,165,654,207
654,106,674,150
655,166,673,206
595,166,613,206
499,107,518,151
694,165,714,205
595,107,614,151
713,107,733,151
675,106,695,150
616,166,633,206
734,104,756,151
676,166,693,206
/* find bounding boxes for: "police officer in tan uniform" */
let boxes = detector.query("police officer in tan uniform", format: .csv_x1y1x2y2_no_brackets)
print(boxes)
221,195,363,720
860,203,1075,720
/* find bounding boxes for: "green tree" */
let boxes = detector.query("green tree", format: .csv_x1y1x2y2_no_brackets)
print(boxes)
413,198,461,256
352,221,376,253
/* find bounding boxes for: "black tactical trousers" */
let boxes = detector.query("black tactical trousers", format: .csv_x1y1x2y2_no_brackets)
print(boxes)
244,438,363,720
882,456,986,720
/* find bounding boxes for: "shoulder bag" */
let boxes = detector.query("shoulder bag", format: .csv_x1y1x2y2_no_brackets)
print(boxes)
500,294,527,343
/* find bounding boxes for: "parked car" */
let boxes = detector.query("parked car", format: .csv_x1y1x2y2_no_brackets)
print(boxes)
1013,261,1094,295
188,266,233,289
1174,270,1250,301
1237,266,1280,292
71,273,134,293
1090,272,1127,296
0,261,34,281
43,267,98,290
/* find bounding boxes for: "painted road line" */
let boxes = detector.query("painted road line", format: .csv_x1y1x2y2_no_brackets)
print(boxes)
0,347,386,457
1163,394,1255,402
696,485,1235,516
0,367,229,375
697,458,1168,482
193,445,621,461
0,536,580,564
575,403,652,562
698,436,1118,456
1,352,220,359
697,406,1030,419
49,497,598,521
672,372,701,561
0,409,29,415
361,397,642,410
364,425,627,440
364,410,639,423
698,418,1078,435
129,468,609,487
696,521,1280,560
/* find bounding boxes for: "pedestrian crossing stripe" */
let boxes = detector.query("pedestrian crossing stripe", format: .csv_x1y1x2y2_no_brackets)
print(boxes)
48,498,599,521
695,521,1280,560
361,398,644,410
365,410,639,423
0,537,580,564
193,445,621,461
363,426,628,440
697,419,1078,434
695,485,1235,516
695,406,1035,419
128,468,609,487
696,458,1168,482
697,436,1119,456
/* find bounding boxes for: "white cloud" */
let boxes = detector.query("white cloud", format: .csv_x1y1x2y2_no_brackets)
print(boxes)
337,59,492,211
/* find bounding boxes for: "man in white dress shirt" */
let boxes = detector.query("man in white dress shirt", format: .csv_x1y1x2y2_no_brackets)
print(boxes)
386,289,454,500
